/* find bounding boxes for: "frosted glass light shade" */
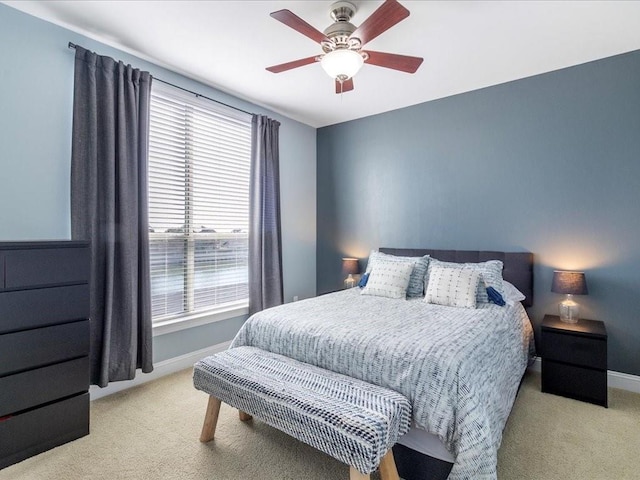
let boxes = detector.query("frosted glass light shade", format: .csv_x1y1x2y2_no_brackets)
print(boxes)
321,49,364,80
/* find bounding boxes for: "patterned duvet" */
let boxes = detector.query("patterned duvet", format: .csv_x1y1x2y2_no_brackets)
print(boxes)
231,288,535,479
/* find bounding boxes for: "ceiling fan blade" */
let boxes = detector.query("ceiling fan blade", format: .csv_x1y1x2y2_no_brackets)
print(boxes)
364,50,423,73
335,78,354,94
266,56,319,73
270,9,330,44
349,0,410,47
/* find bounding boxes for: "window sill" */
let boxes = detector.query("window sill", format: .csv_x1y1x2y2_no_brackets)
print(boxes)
152,302,249,337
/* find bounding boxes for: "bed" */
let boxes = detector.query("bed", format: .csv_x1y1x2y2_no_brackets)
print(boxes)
230,248,535,480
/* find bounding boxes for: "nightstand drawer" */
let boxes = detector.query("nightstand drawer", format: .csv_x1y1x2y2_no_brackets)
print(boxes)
542,330,606,370
542,360,607,407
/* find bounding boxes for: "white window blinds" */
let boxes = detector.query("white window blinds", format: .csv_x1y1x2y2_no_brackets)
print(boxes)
148,83,251,322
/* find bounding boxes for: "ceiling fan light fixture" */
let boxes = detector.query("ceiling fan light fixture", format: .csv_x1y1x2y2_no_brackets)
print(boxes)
320,49,364,81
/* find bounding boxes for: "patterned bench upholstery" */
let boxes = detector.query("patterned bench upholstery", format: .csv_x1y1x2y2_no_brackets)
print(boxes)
193,346,412,479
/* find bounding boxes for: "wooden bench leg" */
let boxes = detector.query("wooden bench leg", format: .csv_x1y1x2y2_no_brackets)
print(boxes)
378,450,400,480
199,396,222,443
349,466,370,480
349,450,398,480
239,410,253,421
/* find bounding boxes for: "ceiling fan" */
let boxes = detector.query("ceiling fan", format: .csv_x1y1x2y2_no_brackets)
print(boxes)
266,0,423,94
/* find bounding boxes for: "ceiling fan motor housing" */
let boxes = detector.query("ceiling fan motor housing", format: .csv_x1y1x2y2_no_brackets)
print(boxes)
322,1,361,52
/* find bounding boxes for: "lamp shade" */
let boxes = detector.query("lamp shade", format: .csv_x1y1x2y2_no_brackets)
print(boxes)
321,49,364,80
551,271,588,295
342,258,359,275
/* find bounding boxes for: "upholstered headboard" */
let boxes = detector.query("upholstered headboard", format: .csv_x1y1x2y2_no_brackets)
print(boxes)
379,248,534,307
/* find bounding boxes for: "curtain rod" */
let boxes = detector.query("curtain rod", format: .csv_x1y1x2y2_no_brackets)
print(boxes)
68,42,254,117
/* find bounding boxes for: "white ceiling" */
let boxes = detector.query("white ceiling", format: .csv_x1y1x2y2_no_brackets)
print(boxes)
4,1,640,128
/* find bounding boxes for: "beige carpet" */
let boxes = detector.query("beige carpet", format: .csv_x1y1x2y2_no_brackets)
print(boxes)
2,370,639,480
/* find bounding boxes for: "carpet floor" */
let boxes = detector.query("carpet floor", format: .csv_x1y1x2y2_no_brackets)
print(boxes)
1,369,639,480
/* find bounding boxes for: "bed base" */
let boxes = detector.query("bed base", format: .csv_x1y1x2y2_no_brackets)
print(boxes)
393,444,453,480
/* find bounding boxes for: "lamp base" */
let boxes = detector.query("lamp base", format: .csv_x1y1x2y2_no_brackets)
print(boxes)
559,295,580,323
344,274,356,289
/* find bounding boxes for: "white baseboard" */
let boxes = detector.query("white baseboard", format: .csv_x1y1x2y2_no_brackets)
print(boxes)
528,357,640,394
89,340,232,401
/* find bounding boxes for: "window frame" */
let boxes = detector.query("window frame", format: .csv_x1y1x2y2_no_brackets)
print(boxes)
148,82,251,334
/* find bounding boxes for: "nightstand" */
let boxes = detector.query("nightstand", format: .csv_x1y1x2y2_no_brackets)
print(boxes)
541,314,608,407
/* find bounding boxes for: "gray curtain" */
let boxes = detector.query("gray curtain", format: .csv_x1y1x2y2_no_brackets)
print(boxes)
70,46,153,387
249,115,283,315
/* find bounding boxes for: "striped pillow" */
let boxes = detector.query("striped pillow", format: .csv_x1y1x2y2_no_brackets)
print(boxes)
425,259,504,304
425,266,479,308
361,258,414,299
365,251,430,297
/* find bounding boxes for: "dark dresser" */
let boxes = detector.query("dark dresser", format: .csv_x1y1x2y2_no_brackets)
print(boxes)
0,241,90,469
541,314,608,407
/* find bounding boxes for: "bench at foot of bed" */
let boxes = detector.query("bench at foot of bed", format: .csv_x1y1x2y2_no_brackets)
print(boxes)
193,346,412,480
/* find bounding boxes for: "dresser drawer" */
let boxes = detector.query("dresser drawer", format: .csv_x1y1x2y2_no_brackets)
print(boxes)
4,247,89,289
0,393,89,469
0,320,89,377
542,360,607,407
542,329,607,370
0,285,89,334
0,357,89,417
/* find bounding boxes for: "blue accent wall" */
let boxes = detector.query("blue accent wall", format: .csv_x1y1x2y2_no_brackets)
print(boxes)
317,50,640,376
0,4,316,362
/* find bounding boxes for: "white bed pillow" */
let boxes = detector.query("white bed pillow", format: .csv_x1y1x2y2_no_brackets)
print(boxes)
425,259,504,304
425,266,480,308
361,257,414,299
365,250,430,297
502,281,526,306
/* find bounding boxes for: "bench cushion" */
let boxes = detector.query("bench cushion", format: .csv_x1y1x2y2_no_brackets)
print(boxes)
193,346,411,474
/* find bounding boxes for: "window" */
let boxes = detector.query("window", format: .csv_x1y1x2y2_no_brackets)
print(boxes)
148,83,251,326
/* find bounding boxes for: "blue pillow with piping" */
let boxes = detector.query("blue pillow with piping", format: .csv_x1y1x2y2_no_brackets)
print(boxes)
358,273,369,288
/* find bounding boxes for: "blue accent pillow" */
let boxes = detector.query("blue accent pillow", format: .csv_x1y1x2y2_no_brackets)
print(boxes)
358,273,369,288
486,286,506,306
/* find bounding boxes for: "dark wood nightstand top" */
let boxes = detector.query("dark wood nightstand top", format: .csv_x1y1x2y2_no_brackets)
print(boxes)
542,314,607,339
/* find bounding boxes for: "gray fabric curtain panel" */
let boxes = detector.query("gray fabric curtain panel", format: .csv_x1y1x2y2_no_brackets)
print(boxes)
70,45,153,387
249,115,284,315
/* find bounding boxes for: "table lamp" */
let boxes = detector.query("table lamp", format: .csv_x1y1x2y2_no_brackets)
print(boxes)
551,270,588,323
342,258,359,289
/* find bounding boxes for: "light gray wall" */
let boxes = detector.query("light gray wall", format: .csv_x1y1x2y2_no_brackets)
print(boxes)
317,50,640,376
0,4,316,363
